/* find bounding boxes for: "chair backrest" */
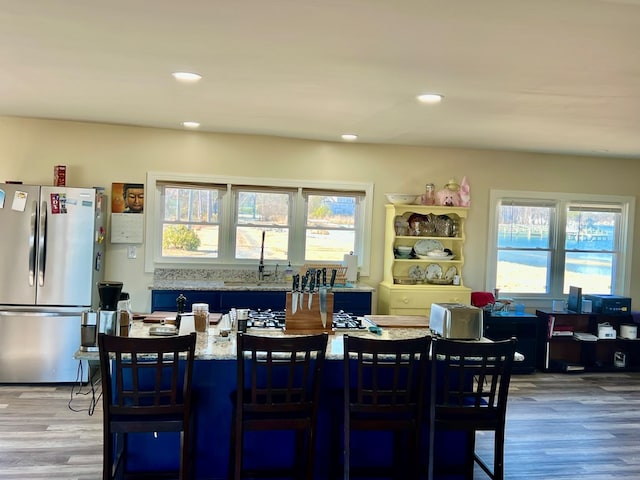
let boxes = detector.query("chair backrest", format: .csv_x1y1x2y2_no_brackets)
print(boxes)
98,332,197,418
236,333,328,415
432,337,516,420
343,335,431,416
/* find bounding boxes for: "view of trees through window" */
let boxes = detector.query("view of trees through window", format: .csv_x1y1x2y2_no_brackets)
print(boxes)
496,202,620,295
160,185,361,263
161,187,220,258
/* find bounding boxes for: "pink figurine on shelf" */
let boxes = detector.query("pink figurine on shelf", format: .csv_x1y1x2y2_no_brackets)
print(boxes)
459,176,471,207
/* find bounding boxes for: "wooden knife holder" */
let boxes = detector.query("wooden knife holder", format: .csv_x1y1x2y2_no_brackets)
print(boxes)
285,291,334,334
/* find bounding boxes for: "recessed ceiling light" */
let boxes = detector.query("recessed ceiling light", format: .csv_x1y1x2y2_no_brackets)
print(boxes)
182,121,200,128
172,71,202,82
341,134,358,141
417,93,443,104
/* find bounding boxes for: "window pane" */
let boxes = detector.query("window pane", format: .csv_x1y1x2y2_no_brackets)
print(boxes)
236,227,288,260
161,187,220,259
496,250,550,293
564,252,613,294
305,194,357,261
498,205,551,249
305,229,355,261
237,192,289,226
566,209,618,251
307,195,356,228
162,225,219,258
164,188,219,223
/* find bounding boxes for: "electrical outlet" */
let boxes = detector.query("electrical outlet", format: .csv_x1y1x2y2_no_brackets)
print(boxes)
127,246,137,259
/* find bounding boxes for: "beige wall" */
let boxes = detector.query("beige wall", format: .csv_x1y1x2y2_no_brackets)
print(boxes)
1,116,639,312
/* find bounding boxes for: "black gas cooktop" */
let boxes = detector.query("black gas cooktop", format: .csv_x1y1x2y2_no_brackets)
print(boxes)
246,309,365,330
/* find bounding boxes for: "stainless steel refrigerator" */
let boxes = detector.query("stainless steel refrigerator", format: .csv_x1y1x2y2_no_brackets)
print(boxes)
0,184,106,382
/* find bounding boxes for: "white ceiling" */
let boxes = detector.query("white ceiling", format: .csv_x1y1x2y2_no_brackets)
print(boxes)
2,0,640,158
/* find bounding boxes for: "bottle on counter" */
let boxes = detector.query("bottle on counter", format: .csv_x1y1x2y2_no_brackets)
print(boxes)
284,262,294,284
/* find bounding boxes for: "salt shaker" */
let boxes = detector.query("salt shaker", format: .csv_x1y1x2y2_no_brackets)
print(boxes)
421,183,436,205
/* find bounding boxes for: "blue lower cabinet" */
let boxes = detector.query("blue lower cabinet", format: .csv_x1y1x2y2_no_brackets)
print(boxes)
333,291,372,316
151,289,372,316
151,290,220,312
219,291,286,311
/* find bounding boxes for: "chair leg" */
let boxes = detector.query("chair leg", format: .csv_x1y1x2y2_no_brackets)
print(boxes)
179,427,191,480
465,430,475,480
103,429,111,480
494,428,505,480
304,426,316,480
343,424,350,480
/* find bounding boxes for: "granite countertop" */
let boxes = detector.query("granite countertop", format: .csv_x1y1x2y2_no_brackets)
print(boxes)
75,319,430,361
150,280,375,292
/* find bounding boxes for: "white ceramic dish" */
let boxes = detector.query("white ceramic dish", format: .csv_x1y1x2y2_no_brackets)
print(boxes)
425,264,442,280
409,265,424,280
385,193,419,205
414,239,444,255
417,254,454,260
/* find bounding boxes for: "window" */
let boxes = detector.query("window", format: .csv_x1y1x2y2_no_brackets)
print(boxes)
234,188,292,261
487,190,634,298
303,191,361,262
145,172,373,274
160,183,222,258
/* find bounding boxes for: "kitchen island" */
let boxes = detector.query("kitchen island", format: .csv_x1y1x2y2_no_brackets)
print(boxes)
78,320,476,480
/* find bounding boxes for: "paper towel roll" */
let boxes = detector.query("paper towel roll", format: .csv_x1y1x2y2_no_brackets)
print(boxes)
343,254,358,283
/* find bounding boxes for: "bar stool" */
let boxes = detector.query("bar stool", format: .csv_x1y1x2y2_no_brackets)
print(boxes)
98,332,197,480
229,332,328,480
431,337,517,480
343,334,433,480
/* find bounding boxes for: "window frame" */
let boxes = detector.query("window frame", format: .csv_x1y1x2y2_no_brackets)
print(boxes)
144,172,374,274
486,189,635,299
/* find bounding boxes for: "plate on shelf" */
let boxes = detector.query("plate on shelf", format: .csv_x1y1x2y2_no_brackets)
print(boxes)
416,254,455,260
425,264,442,280
444,266,457,280
408,265,423,280
414,239,444,256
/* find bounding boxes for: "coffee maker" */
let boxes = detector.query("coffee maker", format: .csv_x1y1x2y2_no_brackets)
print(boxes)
80,281,123,352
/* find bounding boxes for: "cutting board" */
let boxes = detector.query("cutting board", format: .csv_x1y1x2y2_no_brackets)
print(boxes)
364,315,429,328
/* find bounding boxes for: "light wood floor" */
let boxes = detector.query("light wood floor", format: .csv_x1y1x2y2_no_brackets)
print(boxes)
2,372,640,479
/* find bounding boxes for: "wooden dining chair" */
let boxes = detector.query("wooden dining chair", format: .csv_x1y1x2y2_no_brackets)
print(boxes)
431,337,517,480
343,334,433,480
98,332,197,480
229,332,328,480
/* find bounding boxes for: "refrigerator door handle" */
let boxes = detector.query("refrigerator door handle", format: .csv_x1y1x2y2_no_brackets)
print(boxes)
38,200,47,287
29,200,38,286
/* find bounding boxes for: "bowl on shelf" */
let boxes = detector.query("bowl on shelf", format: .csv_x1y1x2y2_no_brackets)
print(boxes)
385,193,419,205
394,277,417,285
427,250,449,258
395,245,413,256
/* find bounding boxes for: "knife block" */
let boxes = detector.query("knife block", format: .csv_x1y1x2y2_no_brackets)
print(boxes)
285,291,334,334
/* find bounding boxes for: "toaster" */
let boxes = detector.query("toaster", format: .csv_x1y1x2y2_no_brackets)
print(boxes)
429,303,483,340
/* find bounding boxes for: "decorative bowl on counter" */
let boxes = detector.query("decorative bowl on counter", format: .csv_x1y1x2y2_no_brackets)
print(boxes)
385,193,419,205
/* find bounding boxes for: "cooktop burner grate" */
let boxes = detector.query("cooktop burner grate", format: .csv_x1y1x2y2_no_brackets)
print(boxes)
245,309,365,330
